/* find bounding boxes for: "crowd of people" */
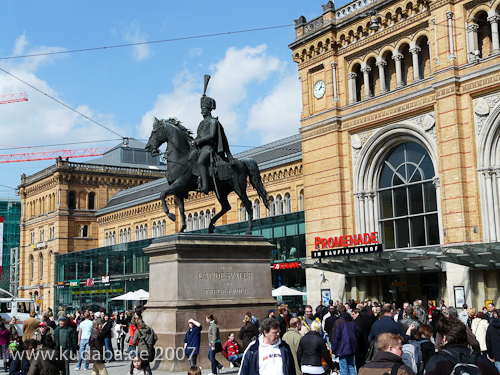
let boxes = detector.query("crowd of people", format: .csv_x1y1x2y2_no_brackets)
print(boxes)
186,300,500,375
1,305,157,375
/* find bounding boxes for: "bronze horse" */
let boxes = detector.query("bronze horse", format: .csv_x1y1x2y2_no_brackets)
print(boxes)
145,117,270,235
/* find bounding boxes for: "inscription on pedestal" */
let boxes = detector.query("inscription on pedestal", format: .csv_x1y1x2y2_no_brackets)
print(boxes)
193,264,256,298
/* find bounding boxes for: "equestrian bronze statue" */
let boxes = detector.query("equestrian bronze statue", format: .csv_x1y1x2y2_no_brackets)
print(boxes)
145,75,270,235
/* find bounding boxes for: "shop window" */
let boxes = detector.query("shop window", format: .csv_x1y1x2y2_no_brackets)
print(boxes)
88,192,96,210
378,142,439,249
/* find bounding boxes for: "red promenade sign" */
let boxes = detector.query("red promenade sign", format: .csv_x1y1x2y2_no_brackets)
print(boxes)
273,262,300,270
312,232,382,259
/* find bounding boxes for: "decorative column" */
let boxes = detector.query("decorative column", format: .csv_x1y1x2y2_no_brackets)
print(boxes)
367,191,376,233
488,15,500,54
376,61,387,93
410,46,421,81
361,66,372,99
484,170,497,241
348,72,357,104
431,19,440,65
446,12,457,59
393,54,404,88
357,192,366,234
331,63,339,101
467,23,480,62
433,177,444,243
495,168,500,238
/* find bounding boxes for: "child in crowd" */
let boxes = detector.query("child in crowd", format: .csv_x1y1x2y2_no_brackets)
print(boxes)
188,365,201,375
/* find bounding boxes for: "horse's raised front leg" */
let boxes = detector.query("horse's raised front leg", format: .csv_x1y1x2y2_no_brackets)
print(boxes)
160,190,176,222
174,194,187,233
209,193,232,233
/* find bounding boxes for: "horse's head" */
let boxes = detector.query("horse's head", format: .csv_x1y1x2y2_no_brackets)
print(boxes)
145,117,164,156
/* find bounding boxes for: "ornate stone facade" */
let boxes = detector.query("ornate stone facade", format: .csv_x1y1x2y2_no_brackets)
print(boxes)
290,0,500,307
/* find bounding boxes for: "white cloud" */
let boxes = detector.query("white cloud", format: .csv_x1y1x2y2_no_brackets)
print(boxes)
137,70,202,139
0,36,122,157
138,44,294,147
121,20,151,61
247,74,302,143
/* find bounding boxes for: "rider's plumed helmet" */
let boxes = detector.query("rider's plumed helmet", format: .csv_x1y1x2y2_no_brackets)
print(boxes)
201,95,216,111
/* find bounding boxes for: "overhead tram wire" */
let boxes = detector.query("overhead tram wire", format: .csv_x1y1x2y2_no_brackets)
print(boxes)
0,22,494,62
0,25,294,61
0,67,124,139
0,138,122,152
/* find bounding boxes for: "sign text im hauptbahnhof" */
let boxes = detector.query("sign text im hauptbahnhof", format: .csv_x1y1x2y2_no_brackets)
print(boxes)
311,232,382,259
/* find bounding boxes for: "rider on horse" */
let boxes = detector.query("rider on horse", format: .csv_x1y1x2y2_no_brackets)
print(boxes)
192,75,234,194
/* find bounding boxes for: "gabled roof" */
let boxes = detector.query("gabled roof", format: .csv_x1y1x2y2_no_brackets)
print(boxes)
97,133,302,215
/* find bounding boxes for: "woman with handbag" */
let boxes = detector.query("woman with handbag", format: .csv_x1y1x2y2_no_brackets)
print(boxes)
206,314,224,375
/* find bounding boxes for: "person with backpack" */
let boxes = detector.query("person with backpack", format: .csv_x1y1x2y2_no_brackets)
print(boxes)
471,312,489,354
401,325,435,375
132,319,158,375
359,333,415,375
331,305,358,375
424,316,497,375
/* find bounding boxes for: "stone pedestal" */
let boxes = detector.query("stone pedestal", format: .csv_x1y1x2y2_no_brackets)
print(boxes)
142,233,276,372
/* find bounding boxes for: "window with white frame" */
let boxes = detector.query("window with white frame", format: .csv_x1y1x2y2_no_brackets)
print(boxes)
40,229,44,242
161,220,166,236
187,214,193,231
50,226,55,240
30,231,35,245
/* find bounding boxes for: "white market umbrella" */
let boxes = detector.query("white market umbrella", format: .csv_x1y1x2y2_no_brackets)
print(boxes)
111,291,135,301
129,289,149,301
272,285,307,297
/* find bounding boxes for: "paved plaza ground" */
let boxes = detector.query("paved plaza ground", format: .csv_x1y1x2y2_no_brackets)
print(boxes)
72,360,239,375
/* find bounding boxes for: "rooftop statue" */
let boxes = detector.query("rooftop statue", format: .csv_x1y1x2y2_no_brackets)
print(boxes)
145,75,270,235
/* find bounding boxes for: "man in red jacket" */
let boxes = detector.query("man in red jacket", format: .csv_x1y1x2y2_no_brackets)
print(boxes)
222,332,243,368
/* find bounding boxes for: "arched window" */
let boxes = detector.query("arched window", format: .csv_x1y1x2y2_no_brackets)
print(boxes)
39,254,43,280
193,213,199,230
267,196,275,216
284,193,292,213
143,224,148,239
135,226,140,241
112,231,116,245
298,189,305,211
275,195,283,215
68,191,76,209
187,214,193,231
378,142,439,249
199,211,205,229
127,228,131,242
30,255,34,281
81,225,88,238
205,210,211,228
252,199,261,219
161,220,166,236
238,203,248,222
88,192,96,210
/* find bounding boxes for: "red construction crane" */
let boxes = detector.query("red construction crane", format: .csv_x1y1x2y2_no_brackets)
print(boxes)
0,147,111,163
0,92,28,104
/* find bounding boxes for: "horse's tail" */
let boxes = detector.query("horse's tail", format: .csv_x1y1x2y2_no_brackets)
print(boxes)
242,158,270,210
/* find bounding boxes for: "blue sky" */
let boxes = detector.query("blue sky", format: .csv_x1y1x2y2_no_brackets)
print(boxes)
0,0,347,197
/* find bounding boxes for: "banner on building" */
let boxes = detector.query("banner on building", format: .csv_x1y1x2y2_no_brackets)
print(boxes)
102,275,109,284
85,278,94,287
0,217,4,278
